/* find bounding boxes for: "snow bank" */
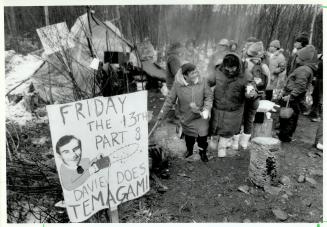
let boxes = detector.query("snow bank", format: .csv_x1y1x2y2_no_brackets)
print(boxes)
6,98,33,126
5,50,44,95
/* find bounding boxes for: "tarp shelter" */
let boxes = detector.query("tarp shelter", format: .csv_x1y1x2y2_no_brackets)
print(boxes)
32,11,140,103
137,40,166,81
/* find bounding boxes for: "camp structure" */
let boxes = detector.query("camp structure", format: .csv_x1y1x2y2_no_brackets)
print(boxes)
137,40,166,82
32,10,141,103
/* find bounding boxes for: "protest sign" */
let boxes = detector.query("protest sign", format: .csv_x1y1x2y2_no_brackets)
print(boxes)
47,91,149,222
37,22,75,55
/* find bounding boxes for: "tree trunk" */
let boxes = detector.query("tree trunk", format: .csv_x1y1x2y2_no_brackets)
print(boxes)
8,7,17,37
44,6,50,26
309,5,319,44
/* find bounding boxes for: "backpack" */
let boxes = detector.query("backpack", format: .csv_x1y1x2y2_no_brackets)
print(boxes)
250,59,268,92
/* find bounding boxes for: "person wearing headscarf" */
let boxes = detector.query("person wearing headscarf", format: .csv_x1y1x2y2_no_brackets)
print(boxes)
267,39,286,101
158,63,213,162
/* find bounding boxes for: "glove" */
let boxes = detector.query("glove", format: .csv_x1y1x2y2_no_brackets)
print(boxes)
282,95,291,102
257,100,280,113
200,109,210,119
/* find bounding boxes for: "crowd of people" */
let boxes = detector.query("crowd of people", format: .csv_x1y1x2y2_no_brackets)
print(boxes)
157,32,323,162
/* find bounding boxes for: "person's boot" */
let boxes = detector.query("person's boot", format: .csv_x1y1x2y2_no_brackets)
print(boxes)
184,150,193,158
232,134,240,150
199,148,209,162
217,137,229,157
239,133,251,150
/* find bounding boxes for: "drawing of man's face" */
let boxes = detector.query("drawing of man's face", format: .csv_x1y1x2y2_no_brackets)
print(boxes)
57,137,82,168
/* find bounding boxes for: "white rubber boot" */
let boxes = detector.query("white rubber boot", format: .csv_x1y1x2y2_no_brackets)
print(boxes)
239,133,251,149
218,137,229,157
232,134,240,150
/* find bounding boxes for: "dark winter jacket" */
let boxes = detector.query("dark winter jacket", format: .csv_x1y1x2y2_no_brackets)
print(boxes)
208,53,258,137
158,70,213,137
284,62,317,100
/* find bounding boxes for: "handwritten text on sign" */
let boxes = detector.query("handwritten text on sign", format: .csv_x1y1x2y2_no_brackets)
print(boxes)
47,91,149,222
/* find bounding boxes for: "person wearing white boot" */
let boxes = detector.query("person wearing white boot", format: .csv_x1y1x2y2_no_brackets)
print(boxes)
208,53,258,158
239,133,252,150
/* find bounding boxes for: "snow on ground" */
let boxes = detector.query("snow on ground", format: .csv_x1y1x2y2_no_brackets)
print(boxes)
5,50,44,95
6,98,33,126
6,50,45,125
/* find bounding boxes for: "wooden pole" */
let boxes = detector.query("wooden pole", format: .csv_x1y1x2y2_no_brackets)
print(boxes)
44,6,50,26
110,209,119,223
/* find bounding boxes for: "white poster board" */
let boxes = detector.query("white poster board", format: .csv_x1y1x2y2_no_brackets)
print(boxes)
47,91,149,222
37,22,75,55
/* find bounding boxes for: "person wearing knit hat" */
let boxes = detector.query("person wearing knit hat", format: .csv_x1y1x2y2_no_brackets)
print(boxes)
278,44,318,142
269,40,281,49
158,63,213,162
229,40,238,53
286,32,310,75
207,38,230,79
246,41,265,58
296,45,316,62
267,39,286,101
218,38,230,47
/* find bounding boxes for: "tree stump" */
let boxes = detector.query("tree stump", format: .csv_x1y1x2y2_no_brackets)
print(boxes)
152,122,186,158
252,115,273,138
248,137,281,188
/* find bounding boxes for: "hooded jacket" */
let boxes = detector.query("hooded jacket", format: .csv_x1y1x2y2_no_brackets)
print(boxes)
284,60,317,99
208,53,258,137
268,49,286,90
158,69,213,137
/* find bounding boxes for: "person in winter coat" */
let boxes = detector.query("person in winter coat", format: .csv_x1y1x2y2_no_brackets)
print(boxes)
237,41,269,150
309,55,323,122
229,40,238,53
166,42,186,90
278,45,317,142
286,32,309,76
208,53,257,157
158,63,213,162
267,40,286,101
185,39,199,65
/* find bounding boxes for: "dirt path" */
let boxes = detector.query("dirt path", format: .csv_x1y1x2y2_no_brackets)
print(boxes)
119,90,323,223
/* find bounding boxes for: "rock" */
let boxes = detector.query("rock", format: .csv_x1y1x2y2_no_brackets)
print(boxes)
280,176,291,185
243,219,251,223
315,151,323,157
186,153,201,162
305,177,317,185
302,199,312,207
310,169,323,177
177,173,190,178
245,199,251,206
188,166,195,171
281,194,289,200
31,136,48,145
297,175,305,183
238,185,250,194
272,208,288,221
264,185,282,195
307,151,317,158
